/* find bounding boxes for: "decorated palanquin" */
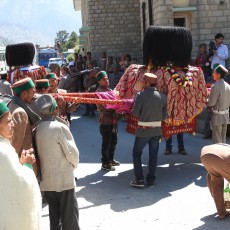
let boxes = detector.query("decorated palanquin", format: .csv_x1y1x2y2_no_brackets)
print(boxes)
6,42,47,84
8,65,46,84
56,64,207,139
114,64,208,139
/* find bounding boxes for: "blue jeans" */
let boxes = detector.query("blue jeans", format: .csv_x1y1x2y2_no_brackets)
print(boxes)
132,136,160,182
166,133,184,151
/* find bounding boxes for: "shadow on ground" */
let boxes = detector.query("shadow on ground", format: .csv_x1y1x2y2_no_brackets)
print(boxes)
76,162,206,213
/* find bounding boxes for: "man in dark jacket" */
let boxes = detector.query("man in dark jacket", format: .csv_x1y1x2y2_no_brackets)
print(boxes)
96,71,120,171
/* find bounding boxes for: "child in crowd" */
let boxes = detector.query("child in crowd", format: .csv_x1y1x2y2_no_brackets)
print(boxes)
194,43,211,82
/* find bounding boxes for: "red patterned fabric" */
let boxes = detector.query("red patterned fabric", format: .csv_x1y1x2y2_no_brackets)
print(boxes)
126,114,138,134
115,64,207,138
114,64,155,99
162,119,197,140
156,66,207,125
115,64,207,125
8,66,47,83
57,95,124,105
58,92,97,98
126,114,197,139
55,91,134,113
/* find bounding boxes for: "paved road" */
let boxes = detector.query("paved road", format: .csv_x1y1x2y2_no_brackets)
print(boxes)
42,107,230,230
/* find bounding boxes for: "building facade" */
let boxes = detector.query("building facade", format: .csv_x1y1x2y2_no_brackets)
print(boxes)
74,0,230,67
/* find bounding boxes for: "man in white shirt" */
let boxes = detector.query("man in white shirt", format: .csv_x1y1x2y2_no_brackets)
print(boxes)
211,33,229,69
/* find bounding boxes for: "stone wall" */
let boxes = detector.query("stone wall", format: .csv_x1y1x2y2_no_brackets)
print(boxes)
79,0,230,69
87,0,142,63
152,0,174,26
190,0,230,67
139,0,230,67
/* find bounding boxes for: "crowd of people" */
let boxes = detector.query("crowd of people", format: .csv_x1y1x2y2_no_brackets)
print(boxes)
1,26,230,230
63,51,137,92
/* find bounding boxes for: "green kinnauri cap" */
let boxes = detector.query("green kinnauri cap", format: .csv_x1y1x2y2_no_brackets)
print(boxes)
45,73,56,79
35,79,50,88
11,77,35,94
0,99,9,118
96,71,107,81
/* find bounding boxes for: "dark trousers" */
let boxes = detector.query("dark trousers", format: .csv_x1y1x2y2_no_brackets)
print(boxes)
166,133,184,151
99,124,117,164
44,189,80,230
85,104,95,115
78,75,84,92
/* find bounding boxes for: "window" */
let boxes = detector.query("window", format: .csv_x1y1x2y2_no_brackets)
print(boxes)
174,18,185,27
173,13,191,28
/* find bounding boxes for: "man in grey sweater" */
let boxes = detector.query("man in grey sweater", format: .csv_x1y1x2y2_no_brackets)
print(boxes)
130,73,167,188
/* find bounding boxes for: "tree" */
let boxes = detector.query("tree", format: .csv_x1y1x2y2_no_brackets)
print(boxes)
54,30,79,52
55,30,69,45
62,31,79,52
69,31,78,42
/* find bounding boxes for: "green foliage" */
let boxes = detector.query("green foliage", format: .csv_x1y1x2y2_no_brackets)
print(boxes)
62,41,74,51
55,30,79,52
67,54,75,62
69,31,78,42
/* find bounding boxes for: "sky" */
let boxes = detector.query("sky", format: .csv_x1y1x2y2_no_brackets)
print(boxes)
0,0,82,45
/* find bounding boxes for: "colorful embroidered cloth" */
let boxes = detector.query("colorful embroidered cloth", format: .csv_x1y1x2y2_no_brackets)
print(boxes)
126,114,197,139
114,64,207,126
8,65,47,84
114,65,154,99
